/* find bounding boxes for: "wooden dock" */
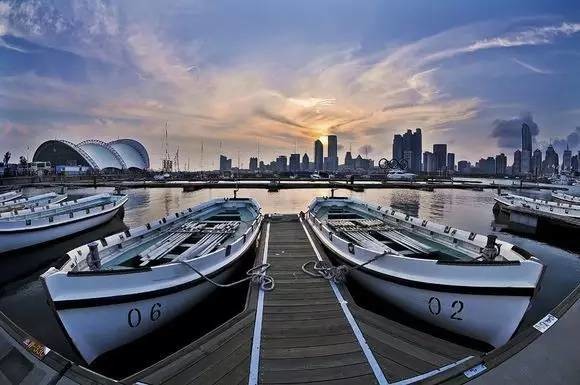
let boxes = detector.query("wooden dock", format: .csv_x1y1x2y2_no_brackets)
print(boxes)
125,215,480,385
0,214,578,384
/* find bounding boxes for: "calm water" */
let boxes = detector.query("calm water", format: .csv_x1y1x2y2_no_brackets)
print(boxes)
0,185,578,378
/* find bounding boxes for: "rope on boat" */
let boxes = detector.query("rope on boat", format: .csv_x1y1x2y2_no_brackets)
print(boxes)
301,251,390,283
178,261,275,291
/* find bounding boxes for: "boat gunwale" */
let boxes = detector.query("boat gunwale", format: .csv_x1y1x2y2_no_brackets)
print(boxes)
0,191,22,203
0,194,128,232
0,193,120,219
308,196,535,262
44,199,263,309
0,192,63,207
305,196,543,295
57,197,262,272
494,195,580,218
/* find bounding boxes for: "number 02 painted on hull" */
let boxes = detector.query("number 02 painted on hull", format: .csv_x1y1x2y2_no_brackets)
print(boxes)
429,297,464,320
128,303,162,328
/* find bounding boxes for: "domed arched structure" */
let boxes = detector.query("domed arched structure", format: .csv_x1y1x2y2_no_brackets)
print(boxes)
33,138,150,171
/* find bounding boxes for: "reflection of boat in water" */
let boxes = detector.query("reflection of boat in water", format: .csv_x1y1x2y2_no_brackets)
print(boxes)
0,192,67,212
0,193,128,254
306,196,544,348
0,190,22,203
42,197,263,364
552,191,580,205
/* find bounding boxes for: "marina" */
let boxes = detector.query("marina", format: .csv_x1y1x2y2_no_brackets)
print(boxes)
0,209,578,384
3,1,580,382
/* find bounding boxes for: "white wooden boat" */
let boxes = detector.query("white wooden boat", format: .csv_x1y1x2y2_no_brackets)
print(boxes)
41,197,263,364
306,196,544,348
494,193,580,220
0,190,22,203
552,191,580,205
0,192,67,213
0,193,128,254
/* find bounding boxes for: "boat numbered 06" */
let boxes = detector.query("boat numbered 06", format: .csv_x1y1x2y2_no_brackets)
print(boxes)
306,196,544,348
42,197,263,365
127,302,162,328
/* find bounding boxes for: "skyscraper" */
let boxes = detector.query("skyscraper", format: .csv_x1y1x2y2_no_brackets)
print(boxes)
393,129,421,171
392,134,403,162
512,150,521,175
301,153,310,171
327,135,338,171
219,155,232,171
521,123,532,174
457,160,471,174
411,128,422,173
563,145,572,171
432,144,447,172
447,152,455,172
314,139,323,171
543,145,558,175
532,149,542,176
249,157,258,171
403,150,413,171
495,153,507,175
289,153,301,172
423,151,434,173
276,155,288,172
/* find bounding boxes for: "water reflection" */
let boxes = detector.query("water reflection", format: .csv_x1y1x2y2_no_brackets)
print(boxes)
389,190,420,217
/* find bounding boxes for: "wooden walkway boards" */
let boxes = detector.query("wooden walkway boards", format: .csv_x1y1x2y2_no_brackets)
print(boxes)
126,214,479,385
259,216,377,384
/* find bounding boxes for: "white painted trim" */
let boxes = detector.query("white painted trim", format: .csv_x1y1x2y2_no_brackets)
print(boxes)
299,216,389,385
392,356,473,384
248,221,270,385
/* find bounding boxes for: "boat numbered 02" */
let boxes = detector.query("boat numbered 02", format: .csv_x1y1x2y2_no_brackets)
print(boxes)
306,196,544,348
428,297,464,320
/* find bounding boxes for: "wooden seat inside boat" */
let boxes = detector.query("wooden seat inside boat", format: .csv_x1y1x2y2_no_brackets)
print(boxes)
321,206,471,262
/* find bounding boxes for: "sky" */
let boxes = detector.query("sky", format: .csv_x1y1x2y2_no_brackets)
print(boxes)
1,0,580,169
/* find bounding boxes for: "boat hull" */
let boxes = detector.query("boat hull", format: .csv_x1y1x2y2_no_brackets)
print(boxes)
305,200,541,348
0,208,121,254
349,268,530,347
49,263,242,364
44,204,263,364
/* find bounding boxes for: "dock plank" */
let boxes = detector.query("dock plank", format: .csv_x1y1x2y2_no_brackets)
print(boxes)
259,217,375,384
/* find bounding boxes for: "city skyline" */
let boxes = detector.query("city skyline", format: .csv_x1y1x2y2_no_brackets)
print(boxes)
1,1,580,168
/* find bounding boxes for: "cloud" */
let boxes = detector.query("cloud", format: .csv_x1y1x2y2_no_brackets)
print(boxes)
2,2,579,166
358,144,374,156
490,112,539,148
0,37,28,52
551,126,580,153
468,22,580,51
511,58,552,74
421,22,580,65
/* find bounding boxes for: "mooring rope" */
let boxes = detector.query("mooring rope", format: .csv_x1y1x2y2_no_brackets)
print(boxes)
301,251,390,283
179,261,275,291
